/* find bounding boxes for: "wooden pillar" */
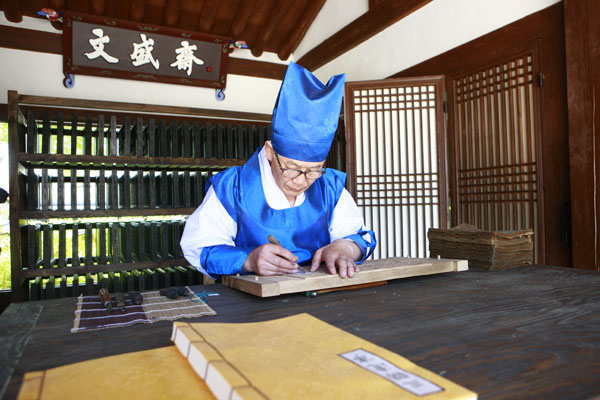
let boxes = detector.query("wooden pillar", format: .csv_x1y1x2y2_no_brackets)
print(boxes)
8,91,27,300
565,0,600,270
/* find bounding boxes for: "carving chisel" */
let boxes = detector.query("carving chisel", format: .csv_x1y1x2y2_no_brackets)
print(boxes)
267,235,307,274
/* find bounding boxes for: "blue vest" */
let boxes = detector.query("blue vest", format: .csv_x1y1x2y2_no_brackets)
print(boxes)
200,147,347,275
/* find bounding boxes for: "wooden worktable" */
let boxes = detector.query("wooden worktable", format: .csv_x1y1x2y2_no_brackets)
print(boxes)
2,265,600,400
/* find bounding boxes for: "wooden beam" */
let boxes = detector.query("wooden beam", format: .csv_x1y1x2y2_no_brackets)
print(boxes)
50,0,66,11
197,0,219,33
0,104,7,123
163,0,180,27
129,0,147,22
8,91,25,301
1,0,23,22
177,0,205,31
250,0,289,58
228,58,286,80
277,0,326,61
564,0,600,271
229,0,254,40
368,0,386,9
90,0,106,14
21,259,192,278
0,25,284,80
297,0,432,71
0,25,62,54
143,0,166,25
17,93,272,122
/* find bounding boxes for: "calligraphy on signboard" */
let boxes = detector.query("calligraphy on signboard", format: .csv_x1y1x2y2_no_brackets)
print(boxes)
63,11,230,89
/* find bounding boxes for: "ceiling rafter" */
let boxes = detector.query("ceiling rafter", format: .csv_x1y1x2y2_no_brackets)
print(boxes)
130,0,146,22
177,0,204,31
197,0,219,33
277,0,325,61
106,0,131,20
89,0,106,14
162,0,179,27
251,0,290,58
2,0,23,22
0,0,431,70
50,0,66,11
66,0,93,13
143,0,166,25
0,0,322,60
229,0,253,41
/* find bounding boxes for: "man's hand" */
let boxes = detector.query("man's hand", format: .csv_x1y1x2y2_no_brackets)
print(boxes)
310,239,362,278
242,244,299,275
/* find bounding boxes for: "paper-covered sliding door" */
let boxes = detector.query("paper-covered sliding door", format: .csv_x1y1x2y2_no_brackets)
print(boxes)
344,77,448,259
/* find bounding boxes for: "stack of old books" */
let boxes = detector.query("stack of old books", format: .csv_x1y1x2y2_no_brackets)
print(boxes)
428,224,534,270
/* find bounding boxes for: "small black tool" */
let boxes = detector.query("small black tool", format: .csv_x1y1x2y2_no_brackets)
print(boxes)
160,287,178,299
160,287,188,299
128,291,143,305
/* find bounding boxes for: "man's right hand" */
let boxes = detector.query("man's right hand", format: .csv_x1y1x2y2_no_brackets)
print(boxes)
242,244,299,275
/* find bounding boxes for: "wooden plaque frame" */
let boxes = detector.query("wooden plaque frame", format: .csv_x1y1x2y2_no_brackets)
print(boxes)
63,11,230,89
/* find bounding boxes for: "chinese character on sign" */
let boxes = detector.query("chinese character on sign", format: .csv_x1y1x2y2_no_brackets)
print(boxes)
131,33,160,70
84,28,119,64
170,41,204,76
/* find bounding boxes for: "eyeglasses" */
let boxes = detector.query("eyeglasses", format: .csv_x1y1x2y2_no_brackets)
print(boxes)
274,153,325,180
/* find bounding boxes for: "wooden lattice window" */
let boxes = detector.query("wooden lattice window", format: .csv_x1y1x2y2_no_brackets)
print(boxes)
452,50,543,261
345,77,448,259
7,93,275,301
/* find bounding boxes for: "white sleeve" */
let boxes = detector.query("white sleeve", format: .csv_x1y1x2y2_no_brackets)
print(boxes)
329,189,366,242
180,186,237,276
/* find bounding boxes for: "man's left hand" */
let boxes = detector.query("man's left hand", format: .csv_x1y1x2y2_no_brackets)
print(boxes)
310,239,362,278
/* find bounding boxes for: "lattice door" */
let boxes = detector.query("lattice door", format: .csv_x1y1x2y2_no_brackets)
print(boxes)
344,77,448,259
451,50,543,261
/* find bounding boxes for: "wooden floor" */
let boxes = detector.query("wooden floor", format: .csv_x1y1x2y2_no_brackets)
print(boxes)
2,265,600,400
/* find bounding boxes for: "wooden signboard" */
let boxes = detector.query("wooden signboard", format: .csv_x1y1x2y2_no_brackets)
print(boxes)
222,257,468,297
63,11,230,88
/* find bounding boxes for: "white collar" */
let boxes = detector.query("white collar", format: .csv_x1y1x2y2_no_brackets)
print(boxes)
258,147,305,209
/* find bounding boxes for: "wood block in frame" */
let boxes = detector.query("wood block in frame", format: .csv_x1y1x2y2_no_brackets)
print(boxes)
222,257,468,297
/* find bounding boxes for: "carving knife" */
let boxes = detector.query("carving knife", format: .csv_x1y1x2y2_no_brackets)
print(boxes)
267,235,307,274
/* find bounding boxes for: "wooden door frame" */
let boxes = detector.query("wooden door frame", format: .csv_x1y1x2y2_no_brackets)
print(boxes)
446,44,546,263
343,75,449,230
391,4,569,266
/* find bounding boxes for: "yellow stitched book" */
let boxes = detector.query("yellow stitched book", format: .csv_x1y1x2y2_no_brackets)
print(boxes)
171,313,477,400
17,347,215,400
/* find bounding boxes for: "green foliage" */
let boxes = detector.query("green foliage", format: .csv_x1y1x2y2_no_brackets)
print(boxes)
0,122,7,145
0,122,188,291
0,234,10,289
0,123,8,288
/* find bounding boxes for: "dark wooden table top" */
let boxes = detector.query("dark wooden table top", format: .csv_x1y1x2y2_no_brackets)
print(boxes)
2,265,600,400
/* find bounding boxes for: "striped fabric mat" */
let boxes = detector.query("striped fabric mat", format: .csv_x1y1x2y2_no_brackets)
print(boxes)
71,288,216,333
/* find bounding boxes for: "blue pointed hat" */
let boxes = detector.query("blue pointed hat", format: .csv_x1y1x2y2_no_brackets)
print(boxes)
271,62,345,162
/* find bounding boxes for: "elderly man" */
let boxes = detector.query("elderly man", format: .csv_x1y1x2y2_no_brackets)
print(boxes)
180,62,376,279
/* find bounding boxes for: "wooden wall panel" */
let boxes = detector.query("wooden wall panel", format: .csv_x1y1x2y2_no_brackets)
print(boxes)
564,0,600,271
392,3,570,267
